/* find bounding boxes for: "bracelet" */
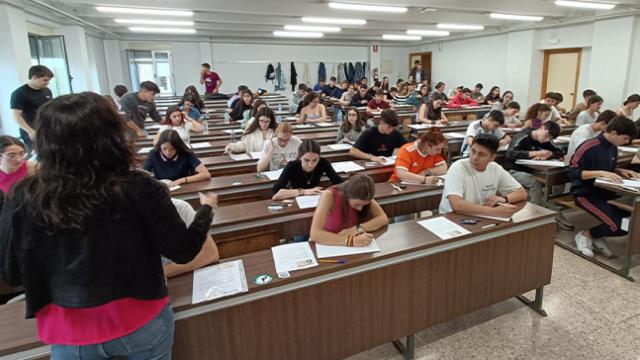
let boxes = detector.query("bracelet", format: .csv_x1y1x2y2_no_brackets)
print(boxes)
424,174,428,184
358,223,367,233
184,177,188,184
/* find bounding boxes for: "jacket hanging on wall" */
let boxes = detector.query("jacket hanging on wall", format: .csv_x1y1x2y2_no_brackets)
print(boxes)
347,62,355,83
337,63,347,83
265,63,276,82
318,62,327,83
275,62,287,91
290,62,298,91
354,62,364,83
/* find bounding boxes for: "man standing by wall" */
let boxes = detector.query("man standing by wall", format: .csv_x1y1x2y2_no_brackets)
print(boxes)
200,63,223,99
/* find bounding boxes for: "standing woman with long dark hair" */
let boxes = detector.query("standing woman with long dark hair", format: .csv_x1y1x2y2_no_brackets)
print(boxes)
0,92,217,359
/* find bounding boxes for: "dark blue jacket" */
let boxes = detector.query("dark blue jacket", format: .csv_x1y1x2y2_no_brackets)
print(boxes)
568,133,617,196
318,62,326,82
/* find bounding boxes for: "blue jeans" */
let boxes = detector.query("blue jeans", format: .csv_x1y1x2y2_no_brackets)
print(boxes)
51,304,174,360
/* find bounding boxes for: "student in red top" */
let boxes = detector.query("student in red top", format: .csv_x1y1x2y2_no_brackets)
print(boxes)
389,129,448,184
0,136,37,193
199,62,223,98
366,89,394,117
447,87,479,108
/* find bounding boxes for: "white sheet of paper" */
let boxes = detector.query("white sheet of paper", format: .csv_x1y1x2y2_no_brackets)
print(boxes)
147,124,162,129
328,143,352,151
498,144,509,151
468,213,512,222
417,217,471,240
315,239,381,259
555,136,571,143
222,129,243,134
515,159,566,167
408,124,429,130
381,156,397,166
618,146,638,153
137,147,153,154
250,151,262,159
293,124,314,129
229,153,251,161
315,122,333,127
271,242,318,273
332,161,365,173
192,260,249,305
191,142,211,149
445,132,467,139
401,180,443,187
596,178,640,192
262,169,284,180
295,195,320,209
169,185,181,192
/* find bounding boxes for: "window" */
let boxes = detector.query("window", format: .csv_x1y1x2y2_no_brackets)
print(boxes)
28,34,73,97
127,50,174,95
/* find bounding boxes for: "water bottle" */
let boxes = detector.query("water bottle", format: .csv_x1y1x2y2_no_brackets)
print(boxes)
278,103,283,113
336,108,344,124
203,120,209,134
276,115,283,123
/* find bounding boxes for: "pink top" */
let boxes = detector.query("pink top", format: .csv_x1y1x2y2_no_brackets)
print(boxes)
0,161,28,193
203,71,221,94
323,188,359,233
36,297,169,345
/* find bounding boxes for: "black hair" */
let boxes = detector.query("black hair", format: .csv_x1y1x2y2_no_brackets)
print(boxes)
431,92,444,102
435,82,445,90
606,116,639,138
16,92,135,232
183,86,205,110
587,95,603,106
330,76,337,81
28,65,54,79
140,81,160,94
201,63,211,69
462,88,472,94
298,83,308,91
623,94,640,106
244,107,277,135
380,109,399,127
164,105,184,126
414,60,420,65
553,92,564,103
472,134,500,154
506,101,520,110
475,83,483,89
583,89,596,98
154,129,194,158
485,110,505,125
0,136,25,153
541,121,560,138
113,85,128,97
238,85,249,92
596,110,616,124
297,139,322,158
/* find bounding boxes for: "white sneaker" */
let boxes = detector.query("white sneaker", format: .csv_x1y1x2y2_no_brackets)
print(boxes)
592,238,613,258
574,232,594,258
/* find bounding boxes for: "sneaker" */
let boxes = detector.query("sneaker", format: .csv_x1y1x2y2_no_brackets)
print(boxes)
592,238,613,258
574,232,594,258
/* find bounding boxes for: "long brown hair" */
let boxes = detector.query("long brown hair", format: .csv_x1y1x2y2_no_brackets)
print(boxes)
336,173,375,223
341,107,367,133
164,105,185,126
244,107,277,135
525,103,551,120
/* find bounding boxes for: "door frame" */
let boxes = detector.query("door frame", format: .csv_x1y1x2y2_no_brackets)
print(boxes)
408,51,432,86
541,48,582,108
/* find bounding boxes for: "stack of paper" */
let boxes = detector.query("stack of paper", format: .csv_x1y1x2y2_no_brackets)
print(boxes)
191,260,249,304
137,147,153,154
380,156,397,166
293,124,314,129
191,142,211,149
271,243,318,273
555,136,571,143
315,122,333,127
417,217,471,240
222,129,243,134
408,124,430,130
229,153,251,161
262,169,284,180
327,143,352,151
618,146,638,153
515,159,566,167
249,151,262,159
595,178,640,193
445,132,467,139
315,240,381,258
401,179,443,187
295,195,320,209
332,161,365,173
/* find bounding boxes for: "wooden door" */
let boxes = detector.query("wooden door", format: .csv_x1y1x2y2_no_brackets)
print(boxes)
541,48,582,110
409,51,432,86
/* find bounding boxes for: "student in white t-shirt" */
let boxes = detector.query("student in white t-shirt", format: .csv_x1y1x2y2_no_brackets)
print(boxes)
566,109,617,164
153,105,204,146
460,110,511,158
575,95,603,126
162,197,220,278
439,134,528,217
256,122,302,172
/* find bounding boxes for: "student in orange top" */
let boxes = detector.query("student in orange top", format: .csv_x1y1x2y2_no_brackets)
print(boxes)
389,129,448,184
447,88,479,108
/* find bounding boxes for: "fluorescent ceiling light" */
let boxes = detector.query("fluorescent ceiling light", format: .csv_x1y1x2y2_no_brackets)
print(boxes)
96,6,193,17
328,2,408,13
383,34,422,41
302,17,366,25
115,19,194,26
490,12,544,21
284,25,341,32
554,0,616,10
437,23,484,30
129,27,196,34
407,29,450,37
273,31,324,38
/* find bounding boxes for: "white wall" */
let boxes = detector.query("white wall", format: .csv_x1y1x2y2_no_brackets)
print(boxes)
379,46,408,83
86,36,110,95
170,42,203,95
624,16,640,120
55,25,94,92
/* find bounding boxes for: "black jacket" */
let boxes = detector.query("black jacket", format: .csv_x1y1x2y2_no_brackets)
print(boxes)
504,129,564,171
290,62,298,92
0,172,213,318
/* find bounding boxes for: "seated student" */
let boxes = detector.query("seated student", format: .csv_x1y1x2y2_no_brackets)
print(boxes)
321,76,338,97
503,122,563,205
449,85,463,99
484,86,501,105
331,80,348,99
523,103,552,130
350,85,373,107
568,116,640,258
336,107,367,144
460,110,511,158
113,84,128,110
392,82,411,106
568,89,597,123
576,95,604,126
381,76,390,94
299,93,328,123
416,83,430,102
502,101,522,128
289,84,308,112
447,88,479,108
164,197,220,278
182,85,206,111
566,109,616,163
313,79,326,93
417,92,449,125
227,85,249,108
309,173,388,247
0,136,37,194
439,134,528,217
272,139,343,201
492,90,514,111
389,129,448,184
180,95,203,122
243,99,268,129
540,92,563,122
367,89,393,117
360,76,369,87
366,80,382,98
404,82,420,108
227,89,253,122
339,84,355,106
617,94,640,118
153,106,204,146
350,109,407,163
432,82,449,102
143,130,211,187
257,122,302,172
387,87,398,101
225,107,277,154
471,83,484,103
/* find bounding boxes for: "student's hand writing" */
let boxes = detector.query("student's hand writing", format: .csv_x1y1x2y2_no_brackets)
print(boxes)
601,171,622,183
353,232,374,247
338,226,359,236
424,176,440,185
199,192,218,209
223,144,232,154
303,187,323,195
484,195,507,207
489,203,519,218
534,150,553,160
371,156,386,164
616,169,639,179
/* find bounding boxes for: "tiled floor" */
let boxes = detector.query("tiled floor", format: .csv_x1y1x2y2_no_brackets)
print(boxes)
347,209,640,360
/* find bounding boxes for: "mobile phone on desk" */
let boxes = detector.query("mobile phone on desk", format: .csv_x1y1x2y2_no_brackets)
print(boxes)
461,219,479,225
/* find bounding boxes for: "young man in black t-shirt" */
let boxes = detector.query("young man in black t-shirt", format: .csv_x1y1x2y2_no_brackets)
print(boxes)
10,65,54,155
350,109,407,164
